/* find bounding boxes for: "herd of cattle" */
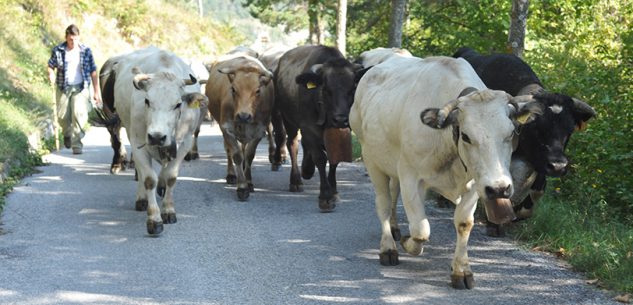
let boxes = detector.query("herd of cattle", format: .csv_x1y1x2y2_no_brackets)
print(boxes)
95,44,595,289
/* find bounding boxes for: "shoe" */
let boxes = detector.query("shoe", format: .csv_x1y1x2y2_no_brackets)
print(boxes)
63,136,71,149
72,147,82,155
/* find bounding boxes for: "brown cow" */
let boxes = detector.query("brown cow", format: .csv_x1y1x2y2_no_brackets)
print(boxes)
206,54,274,200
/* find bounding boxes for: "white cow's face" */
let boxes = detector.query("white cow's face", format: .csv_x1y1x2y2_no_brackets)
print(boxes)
455,90,516,200
421,89,542,201
133,71,195,157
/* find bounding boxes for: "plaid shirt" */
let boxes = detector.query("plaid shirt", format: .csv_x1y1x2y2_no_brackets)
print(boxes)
48,42,97,91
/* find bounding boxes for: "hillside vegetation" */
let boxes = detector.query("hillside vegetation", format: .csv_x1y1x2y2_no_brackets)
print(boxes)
0,0,245,207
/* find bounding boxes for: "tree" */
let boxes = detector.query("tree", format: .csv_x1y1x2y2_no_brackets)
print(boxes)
507,0,529,57
336,0,347,55
388,0,407,48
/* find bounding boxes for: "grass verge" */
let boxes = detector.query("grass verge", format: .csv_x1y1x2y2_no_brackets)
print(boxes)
514,195,633,293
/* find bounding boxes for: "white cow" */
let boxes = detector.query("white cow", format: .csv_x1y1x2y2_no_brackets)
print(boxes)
349,56,542,289
113,47,207,235
357,47,412,67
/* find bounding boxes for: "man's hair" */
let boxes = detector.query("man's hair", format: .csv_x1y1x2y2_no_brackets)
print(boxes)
65,24,80,36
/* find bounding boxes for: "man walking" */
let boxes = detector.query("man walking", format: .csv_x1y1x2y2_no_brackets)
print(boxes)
47,24,102,154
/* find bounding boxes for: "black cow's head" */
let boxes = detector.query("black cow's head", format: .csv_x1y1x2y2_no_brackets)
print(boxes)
296,58,364,128
515,93,596,177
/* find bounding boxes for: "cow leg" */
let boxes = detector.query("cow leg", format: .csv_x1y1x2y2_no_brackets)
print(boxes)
388,177,401,241
398,166,430,257
270,110,287,171
327,161,339,198
184,127,200,161
285,127,303,192
450,189,478,289
160,134,194,223
222,134,249,201
133,151,163,235
366,163,398,266
313,148,336,212
244,137,263,193
515,189,543,220
109,123,127,174
223,136,237,185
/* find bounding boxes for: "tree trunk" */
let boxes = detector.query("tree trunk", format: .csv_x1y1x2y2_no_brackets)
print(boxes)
308,0,323,45
336,0,347,56
508,0,529,58
388,0,407,48
197,0,203,18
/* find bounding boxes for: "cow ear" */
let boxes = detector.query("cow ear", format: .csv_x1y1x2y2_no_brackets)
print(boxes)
509,99,543,126
183,74,197,86
296,72,322,89
182,93,208,109
571,98,596,131
420,108,458,129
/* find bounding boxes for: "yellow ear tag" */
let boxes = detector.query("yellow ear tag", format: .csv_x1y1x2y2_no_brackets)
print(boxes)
516,112,531,124
189,100,200,109
306,82,317,89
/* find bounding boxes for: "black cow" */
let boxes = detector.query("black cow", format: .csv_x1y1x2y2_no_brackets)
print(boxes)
453,47,596,236
98,56,129,174
272,45,364,212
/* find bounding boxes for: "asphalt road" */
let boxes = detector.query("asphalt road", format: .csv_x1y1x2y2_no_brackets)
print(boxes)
0,123,619,305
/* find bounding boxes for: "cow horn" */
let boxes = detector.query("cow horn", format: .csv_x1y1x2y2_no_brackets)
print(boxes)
437,99,460,126
310,64,323,74
133,73,151,90
510,95,535,104
218,67,234,75
572,97,597,117
183,74,197,85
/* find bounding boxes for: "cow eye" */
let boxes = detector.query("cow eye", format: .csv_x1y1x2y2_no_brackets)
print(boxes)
461,132,472,144
144,99,150,107
174,102,182,110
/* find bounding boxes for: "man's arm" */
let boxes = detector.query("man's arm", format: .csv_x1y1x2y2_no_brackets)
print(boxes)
91,70,102,108
47,66,56,86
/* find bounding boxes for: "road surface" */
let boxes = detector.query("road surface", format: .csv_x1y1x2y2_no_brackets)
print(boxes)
0,123,618,304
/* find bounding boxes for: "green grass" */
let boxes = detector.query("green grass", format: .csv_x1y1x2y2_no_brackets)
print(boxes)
514,195,633,292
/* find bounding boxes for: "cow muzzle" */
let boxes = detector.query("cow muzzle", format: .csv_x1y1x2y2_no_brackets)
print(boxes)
484,184,513,200
236,112,253,124
147,132,167,146
546,158,568,177
330,115,349,128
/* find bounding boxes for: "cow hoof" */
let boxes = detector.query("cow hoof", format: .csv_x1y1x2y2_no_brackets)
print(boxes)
146,219,164,235
157,186,166,198
271,163,282,171
400,235,423,256
289,184,303,192
486,225,505,237
135,199,148,211
226,175,237,185
318,198,336,212
161,212,177,224
451,272,475,289
237,188,250,201
379,249,399,266
184,152,199,161
391,227,401,241
110,165,122,175
248,183,255,192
